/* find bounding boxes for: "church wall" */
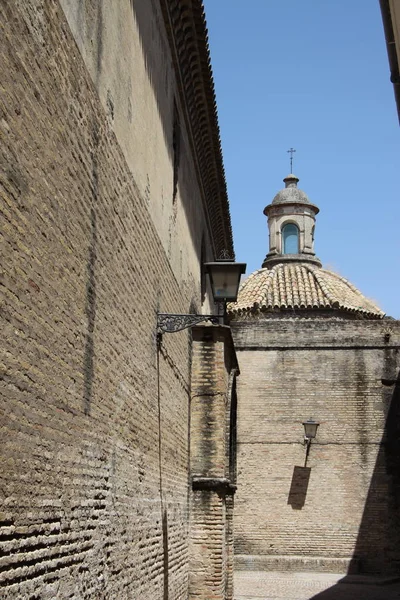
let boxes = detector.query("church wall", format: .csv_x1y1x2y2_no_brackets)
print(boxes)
0,1,226,598
231,318,400,574
59,0,215,308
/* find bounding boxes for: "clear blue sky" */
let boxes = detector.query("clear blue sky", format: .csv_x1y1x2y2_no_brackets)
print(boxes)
204,0,400,318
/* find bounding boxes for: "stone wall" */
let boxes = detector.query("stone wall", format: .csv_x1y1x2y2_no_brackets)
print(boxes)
0,1,229,597
231,318,400,574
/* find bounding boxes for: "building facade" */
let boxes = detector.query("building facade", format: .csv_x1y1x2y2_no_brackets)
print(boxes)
0,1,237,598
229,175,400,575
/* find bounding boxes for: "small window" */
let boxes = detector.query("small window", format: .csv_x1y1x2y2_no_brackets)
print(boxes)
282,223,299,254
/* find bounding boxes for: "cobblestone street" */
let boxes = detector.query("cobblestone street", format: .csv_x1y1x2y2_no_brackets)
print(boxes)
234,571,400,600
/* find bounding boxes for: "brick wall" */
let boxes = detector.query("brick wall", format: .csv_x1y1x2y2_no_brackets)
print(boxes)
231,318,400,574
0,1,222,597
189,326,238,599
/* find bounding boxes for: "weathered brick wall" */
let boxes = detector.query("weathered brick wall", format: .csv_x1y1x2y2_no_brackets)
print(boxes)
231,318,400,574
190,491,227,599
225,494,235,599
0,1,220,597
189,326,238,599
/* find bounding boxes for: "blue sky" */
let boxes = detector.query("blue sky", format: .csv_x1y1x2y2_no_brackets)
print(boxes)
203,0,400,318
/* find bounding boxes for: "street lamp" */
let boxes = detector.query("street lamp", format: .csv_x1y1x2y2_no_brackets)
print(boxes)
157,259,246,338
303,418,320,443
204,261,246,302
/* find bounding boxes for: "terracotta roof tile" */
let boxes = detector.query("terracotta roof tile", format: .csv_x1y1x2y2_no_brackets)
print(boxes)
228,263,384,319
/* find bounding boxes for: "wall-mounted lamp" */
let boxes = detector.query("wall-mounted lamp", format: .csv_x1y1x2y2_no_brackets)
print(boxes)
204,260,246,303
157,260,246,338
303,418,320,444
302,418,319,466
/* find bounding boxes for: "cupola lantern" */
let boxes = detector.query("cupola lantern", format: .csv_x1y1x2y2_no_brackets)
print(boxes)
262,174,321,268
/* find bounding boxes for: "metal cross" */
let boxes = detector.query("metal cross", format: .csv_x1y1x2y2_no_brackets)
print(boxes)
287,148,296,173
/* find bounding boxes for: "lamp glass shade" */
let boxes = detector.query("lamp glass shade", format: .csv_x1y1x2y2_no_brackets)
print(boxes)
204,261,246,302
303,419,319,439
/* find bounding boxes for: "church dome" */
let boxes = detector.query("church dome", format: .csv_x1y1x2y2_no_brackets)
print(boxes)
270,174,316,207
234,172,383,319
228,263,385,319
228,263,384,319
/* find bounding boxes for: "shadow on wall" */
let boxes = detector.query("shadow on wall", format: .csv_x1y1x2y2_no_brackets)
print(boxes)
156,337,170,600
83,122,101,416
83,205,97,416
128,0,173,162
287,466,311,510
162,509,169,600
310,359,400,599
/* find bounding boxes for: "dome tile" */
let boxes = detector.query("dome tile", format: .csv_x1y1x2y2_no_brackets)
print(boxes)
228,263,384,318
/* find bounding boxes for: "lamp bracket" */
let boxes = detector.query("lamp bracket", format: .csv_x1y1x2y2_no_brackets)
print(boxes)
157,313,219,335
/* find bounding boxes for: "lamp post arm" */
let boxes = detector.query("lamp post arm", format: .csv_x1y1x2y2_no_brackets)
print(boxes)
157,313,220,335
304,437,312,467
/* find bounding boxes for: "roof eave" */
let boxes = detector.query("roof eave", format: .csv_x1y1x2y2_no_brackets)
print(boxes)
160,0,234,257
229,305,385,320
380,0,400,124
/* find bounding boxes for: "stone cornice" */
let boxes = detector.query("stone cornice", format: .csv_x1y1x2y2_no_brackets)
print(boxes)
264,201,320,216
160,0,234,258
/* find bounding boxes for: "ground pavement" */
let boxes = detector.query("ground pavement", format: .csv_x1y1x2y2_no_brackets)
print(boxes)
234,571,400,600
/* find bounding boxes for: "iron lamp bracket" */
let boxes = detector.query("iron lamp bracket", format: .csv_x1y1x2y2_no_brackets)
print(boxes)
157,313,220,335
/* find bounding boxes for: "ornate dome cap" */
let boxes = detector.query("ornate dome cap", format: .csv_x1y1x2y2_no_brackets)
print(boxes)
269,174,318,211
228,263,384,319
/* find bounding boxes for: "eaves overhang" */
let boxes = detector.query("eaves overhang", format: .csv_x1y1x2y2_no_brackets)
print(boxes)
380,0,400,124
160,0,234,258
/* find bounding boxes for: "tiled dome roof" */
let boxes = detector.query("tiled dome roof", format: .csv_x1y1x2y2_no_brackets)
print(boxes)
228,263,384,319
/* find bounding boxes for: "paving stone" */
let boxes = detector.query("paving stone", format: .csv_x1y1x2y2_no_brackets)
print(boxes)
234,571,400,600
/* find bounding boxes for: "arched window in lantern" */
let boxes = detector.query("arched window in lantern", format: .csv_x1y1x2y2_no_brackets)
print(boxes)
282,223,299,254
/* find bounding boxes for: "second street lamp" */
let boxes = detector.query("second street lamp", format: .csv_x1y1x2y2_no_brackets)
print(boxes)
302,418,320,467
303,418,320,443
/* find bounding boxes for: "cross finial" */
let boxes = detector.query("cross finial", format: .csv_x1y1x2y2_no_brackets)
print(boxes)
287,147,296,173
